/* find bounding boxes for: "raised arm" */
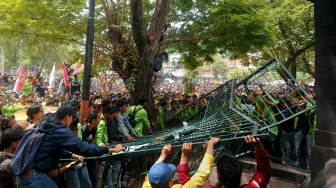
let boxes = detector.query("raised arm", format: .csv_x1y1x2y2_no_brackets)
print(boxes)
255,90,275,108
177,142,192,184
244,135,271,188
183,137,219,187
142,145,172,187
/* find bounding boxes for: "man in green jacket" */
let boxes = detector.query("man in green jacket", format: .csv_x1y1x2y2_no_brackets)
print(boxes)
2,99,18,116
134,98,153,137
21,76,34,96
156,101,168,130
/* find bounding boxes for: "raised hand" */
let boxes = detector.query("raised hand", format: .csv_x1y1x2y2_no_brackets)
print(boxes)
244,135,264,151
161,144,173,157
244,135,260,145
182,142,193,156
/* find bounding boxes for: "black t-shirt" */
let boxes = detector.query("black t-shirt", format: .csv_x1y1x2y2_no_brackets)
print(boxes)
296,113,310,134
272,104,296,132
81,124,97,143
106,119,123,143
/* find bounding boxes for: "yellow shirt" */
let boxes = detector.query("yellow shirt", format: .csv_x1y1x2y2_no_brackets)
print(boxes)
142,153,215,188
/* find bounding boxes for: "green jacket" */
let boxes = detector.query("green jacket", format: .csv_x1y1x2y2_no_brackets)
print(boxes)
95,120,108,145
156,107,167,130
177,106,188,121
186,107,198,119
133,105,151,137
21,80,33,96
77,123,83,140
2,105,18,116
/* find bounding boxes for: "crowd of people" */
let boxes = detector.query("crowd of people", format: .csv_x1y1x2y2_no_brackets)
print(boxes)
235,80,316,170
0,70,230,188
0,61,314,188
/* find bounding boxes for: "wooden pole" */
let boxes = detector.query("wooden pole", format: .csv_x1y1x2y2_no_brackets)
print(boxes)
80,0,95,124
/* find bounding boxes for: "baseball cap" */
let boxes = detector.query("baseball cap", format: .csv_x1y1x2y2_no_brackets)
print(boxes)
102,106,119,114
148,162,176,186
56,106,76,119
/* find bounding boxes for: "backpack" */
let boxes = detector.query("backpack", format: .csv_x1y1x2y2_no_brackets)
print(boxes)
0,154,12,164
127,107,142,127
10,127,46,176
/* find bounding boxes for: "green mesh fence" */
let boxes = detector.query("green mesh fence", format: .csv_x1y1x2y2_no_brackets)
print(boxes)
60,58,315,188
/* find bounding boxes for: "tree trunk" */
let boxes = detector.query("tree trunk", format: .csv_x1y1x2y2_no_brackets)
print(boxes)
129,0,172,131
290,60,297,79
101,0,172,130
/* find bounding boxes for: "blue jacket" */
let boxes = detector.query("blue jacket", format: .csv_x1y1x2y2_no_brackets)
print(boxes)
34,119,108,173
117,113,137,137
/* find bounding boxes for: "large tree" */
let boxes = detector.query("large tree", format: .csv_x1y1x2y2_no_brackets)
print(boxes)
97,0,172,101
259,0,315,78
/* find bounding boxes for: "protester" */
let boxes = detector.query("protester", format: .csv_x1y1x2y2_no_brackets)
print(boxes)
142,137,219,188
215,135,271,188
2,99,18,116
26,105,44,127
116,100,139,141
15,105,125,188
156,101,168,130
153,52,168,90
165,101,181,128
35,78,46,98
65,116,93,188
0,128,24,188
133,98,153,137
96,105,121,187
71,74,81,96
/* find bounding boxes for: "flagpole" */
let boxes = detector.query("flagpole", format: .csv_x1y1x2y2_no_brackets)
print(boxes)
80,0,95,124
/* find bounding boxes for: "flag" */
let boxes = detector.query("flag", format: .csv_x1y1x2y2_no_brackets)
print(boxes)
62,62,71,89
13,65,25,92
32,59,45,86
48,63,56,89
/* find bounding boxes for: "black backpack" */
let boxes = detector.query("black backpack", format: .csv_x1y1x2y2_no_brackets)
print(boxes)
127,107,142,127
0,155,12,164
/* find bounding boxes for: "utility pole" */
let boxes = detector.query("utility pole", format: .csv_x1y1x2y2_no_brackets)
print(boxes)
80,0,95,124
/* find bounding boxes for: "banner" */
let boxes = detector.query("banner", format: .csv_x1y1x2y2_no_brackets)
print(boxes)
62,62,71,89
13,65,25,92
48,63,56,89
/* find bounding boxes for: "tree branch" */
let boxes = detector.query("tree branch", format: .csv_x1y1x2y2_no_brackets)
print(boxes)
147,0,172,50
286,40,315,66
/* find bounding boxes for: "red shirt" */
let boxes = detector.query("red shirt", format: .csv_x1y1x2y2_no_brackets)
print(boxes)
177,150,271,188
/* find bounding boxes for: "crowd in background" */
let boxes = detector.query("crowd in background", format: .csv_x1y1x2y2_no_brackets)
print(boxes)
0,65,315,188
